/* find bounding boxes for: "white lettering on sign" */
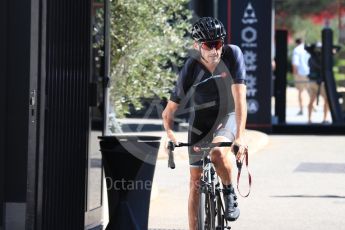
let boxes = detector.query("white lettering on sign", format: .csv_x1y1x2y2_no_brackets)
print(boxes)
241,1,259,113
247,74,258,97
246,65,257,71
241,27,257,44
246,74,256,89
242,3,258,24
244,51,257,71
247,89,257,97
247,99,259,114
243,51,257,65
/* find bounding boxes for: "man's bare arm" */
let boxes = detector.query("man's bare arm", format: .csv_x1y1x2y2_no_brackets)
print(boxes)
232,84,247,139
231,84,247,159
162,100,179,143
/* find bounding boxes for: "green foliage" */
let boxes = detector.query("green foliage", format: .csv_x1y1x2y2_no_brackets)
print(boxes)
275,0,340,34
288,16,339,44
109,0,192,117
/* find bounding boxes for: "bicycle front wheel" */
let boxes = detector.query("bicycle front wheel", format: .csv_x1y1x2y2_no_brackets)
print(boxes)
198,191,216,230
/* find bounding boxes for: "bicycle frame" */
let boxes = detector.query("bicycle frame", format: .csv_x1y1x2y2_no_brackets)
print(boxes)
168,140,251,229
168,142,232,230
199,147,230,230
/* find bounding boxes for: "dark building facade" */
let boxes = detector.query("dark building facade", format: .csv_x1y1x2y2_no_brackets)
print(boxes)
1,0,106,229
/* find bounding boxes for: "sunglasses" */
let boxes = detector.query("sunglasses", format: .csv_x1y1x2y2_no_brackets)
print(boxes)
200,40,223,50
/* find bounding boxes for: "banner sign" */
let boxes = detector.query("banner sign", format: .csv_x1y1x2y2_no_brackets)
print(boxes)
229,0,273,130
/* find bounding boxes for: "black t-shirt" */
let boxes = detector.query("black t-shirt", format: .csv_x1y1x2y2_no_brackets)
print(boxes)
170,44,246,116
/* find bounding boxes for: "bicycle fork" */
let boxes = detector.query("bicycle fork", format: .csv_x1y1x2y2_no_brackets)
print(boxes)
215,182,231,230
202,164,231,230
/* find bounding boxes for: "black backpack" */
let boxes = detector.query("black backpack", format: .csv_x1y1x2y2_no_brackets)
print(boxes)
308,55,322,83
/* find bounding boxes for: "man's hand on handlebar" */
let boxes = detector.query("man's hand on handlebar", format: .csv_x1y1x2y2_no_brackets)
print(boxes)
231,138,248,161
166,130,178,144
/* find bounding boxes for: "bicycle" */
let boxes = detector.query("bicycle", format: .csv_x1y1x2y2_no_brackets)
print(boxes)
167,141,249,230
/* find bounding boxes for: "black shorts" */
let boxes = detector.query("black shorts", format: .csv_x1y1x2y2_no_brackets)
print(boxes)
188,111,237,167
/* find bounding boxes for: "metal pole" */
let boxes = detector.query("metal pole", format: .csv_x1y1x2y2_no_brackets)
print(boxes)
104,0,111,135
213,0,218,18
274,30,287,124
322,28,344,123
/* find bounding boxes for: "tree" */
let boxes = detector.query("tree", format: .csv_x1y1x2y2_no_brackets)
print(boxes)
275,0,338,16
275,0,344,46
275,0,340,32
109,0,193,117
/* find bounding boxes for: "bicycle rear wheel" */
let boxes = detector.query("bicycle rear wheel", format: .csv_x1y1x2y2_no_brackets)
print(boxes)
198,191,216,230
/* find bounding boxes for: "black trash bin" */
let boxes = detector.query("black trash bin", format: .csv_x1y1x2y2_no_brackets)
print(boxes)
99,135,161,230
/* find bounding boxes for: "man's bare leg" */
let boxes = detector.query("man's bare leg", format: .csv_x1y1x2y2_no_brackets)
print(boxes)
210,136,240,221
188,167,202,230
210,136,233,185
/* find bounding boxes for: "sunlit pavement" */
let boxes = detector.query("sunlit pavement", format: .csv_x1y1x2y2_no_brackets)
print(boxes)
100,129,268,229
148,135,345,230
278,87,332,124
101,86,344,229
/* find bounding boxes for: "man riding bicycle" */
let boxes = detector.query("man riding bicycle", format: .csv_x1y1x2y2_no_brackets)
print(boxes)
162,17,247,229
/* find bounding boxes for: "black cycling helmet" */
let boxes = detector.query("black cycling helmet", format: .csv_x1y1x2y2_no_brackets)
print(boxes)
191,17,226,42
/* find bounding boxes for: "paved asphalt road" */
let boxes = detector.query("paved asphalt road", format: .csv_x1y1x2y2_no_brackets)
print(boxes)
148,135,345,230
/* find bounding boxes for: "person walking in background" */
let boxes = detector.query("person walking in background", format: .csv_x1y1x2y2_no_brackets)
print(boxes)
306,42,330,123
292,38,310,115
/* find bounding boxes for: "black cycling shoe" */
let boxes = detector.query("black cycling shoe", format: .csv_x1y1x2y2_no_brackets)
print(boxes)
223,186,240,221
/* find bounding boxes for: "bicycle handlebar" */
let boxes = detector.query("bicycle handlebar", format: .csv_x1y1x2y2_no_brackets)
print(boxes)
168,141,233,169
167,141,251,197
